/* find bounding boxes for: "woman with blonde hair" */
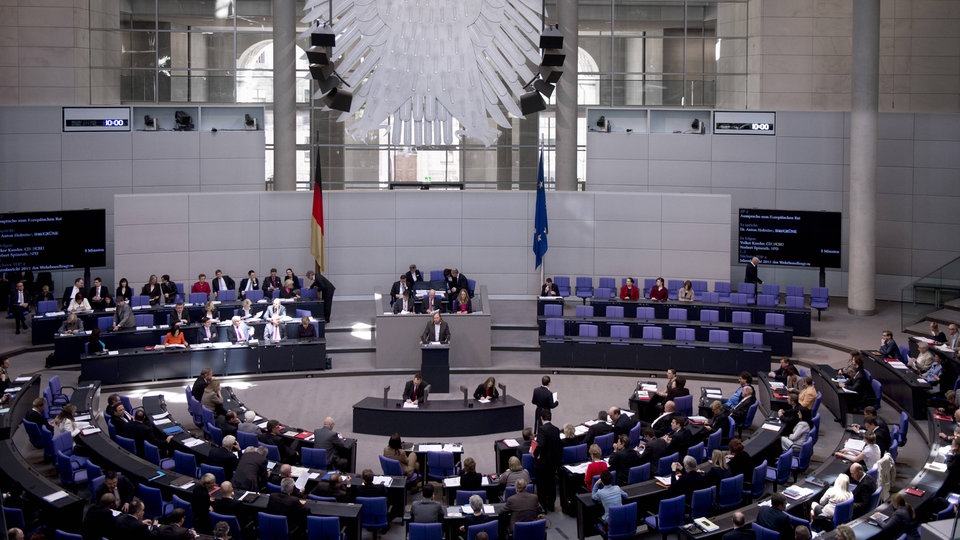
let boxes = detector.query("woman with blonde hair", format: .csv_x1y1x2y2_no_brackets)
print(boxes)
811,473,853,521
202,379,226,417
498,456,530,487
562,423,578,446
584,444,608,487
453,289,472,314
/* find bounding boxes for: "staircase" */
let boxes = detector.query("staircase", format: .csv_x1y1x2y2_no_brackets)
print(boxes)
901,256,960,336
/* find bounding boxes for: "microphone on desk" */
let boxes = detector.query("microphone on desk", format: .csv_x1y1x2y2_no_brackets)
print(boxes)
460,385,469,408
498,382,507,400
383,385,391,407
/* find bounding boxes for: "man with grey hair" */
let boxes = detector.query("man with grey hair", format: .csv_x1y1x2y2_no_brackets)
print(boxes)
269,463,303,497
213,521,231,539
191,472,217,533
228,315,251,343
267,477,308,534
722,512,753,540
232,445,268,492
207,435,240,482
238,410,260,433
849,462,877,518
669,455,706,502
212,481,252,530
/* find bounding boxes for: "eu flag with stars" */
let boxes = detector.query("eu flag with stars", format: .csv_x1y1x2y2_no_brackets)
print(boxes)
533,152,548,269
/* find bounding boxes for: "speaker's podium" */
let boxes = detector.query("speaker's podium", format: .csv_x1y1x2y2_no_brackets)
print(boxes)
420,343,450,393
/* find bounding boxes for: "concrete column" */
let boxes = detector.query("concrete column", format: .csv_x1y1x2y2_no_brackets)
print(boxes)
272,0,297,191
554,0,578,191
848,0,880,316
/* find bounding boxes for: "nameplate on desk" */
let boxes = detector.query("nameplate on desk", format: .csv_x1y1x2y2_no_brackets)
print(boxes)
80,426,101,435
782,485,814,499
373,476,393,487
42,490,69,503
502,439,520,448
761,423,781,431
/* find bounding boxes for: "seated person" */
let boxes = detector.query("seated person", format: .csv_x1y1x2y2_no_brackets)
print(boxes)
298,316,316,339
770,357,797,381
452,289,473,314
160,274,178,304
237,298,257,319
88,328,106,353
584,444,608,488
677,280,695,302
619,277,640,300
169,302,190,325
228,316,251,343
284,268,301,290
393,289,415,314
591,470,627,524
649,277,668,302
474,377,499,400
498,456,530,488
191,273,211,297
389,275,410,309
420,289,442,314
264,316,285,343
541,278,559,296
163,323,188,347
278,279,299,299
908,341,936,375
460,456,484,490
57,313,84,334
67,292,91,313
729,386,756,425
197,317,218,344
411,483,444,523
201,300,220,323
264,298,286,319
383,432,419,481
141,275,161,305
88,277,113,310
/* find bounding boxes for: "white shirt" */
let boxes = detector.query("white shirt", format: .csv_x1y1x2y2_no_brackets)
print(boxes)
433,324,441,342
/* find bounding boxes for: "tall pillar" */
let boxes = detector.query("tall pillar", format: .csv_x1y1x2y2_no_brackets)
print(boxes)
272,0,297,191
554,0,578,191
848,0,880,315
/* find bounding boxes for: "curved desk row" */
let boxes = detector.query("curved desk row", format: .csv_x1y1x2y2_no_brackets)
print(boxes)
538,315,794,356
539,337,771,376
32,299,325,346
80,339,327,385
352,396,525,437
588,298,811,337
907,337,958,396
860,350,933,420
0,375,86,533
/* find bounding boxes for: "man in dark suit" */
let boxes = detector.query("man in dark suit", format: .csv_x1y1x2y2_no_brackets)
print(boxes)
207,435,240,480
744,256,762,286
404,264,423,286
419,312,450,344
608,435,643,486
864,414,892,456
450,268,471,297
25,397,53,433
419,289,443,314
238,270,259,299
729,387,756,426
263,268,282,293
393,289,416,314
216,410,240,438
191,474,217,533
112,295,135,331
122,409,173,456
156,508,192,539
637,427,668,468
10,281,30,334
850,463,878,518
260,419,298,464
609,407,637,438
664,416,693,456
211,269,235,299
533,409,561,512
532,376,559,434
267,478,309,535
310,271,337,323
269,464,304,498
757,494,792,540
62,277,84,310
212,481,252,529
541,277,560,296
169,303,190,326
651,401,678,437
722,512,755,540
112,499,155,539
389,275,410,309
96,470,135,512
504,478,541,531
232,446,268,492
191,368,212,401
160,275,178,304
584,411,613,446
88,277,114,311
314,416,349,470
403,373,428,404
83,493,117,540
197,317,218,344
352,468,388,499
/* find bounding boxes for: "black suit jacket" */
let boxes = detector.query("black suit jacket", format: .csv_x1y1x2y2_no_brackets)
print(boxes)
403,380,428,402
232,452,267,492
155,524,192,540
852,474,878,517
212,496,252,528
263,275,282,291
756,506,792,540
207,446,239,480
25,408,53,433
531,386,558,425
120,420,161,455
212,276,235,294
404,270,423,284
608,448,643,485
82,505,116,540
238,278,259,296
267,493,308,530
872,425,892,455
88,285,112,308
612,414,637,438
96,476,136,508
744,262,762,285
169,309,190,326
722,527,756,540
453,274,470,296
112,513,154,540
638,437,668,467
541,282,560,296
420,320,450,344
534,421,561,467
665,426,693,456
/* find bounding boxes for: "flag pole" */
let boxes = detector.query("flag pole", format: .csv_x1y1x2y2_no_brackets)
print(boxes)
539,136,545,288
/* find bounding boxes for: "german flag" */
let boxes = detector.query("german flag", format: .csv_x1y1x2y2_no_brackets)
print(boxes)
310,146,325,271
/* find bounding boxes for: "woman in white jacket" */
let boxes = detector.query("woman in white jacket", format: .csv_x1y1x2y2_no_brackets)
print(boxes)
811,473,853,520
781,407,812,452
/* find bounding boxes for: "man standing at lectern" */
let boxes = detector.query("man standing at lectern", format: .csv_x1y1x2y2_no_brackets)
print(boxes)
420,312,450,344
745,256,763,287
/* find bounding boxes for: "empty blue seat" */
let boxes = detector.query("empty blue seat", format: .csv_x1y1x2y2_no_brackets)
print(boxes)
667,308,687,321
731,311,752,325
765,313,785,326
675,328,695,341
708,330,729,343
545,319,565,338
578,324,599,338
786,295,805,308
605,306,624,318
642,326,662,340
575,305,593,318
610,325,630,339
701,291,719,303
742,332,764,347
700,309,719,323
757,294,777,306
636,306,655,319
575,277,593,303
543,304,562,318
554,276,571,297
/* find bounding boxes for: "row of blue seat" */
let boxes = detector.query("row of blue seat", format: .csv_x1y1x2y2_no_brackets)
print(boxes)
36,287,322,316
545,304,789,326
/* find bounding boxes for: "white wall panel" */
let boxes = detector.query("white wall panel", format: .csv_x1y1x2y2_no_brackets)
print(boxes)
649,134,712,161
0,161,62,190
132,159,201,188
712,162,776,189
132,132,200,160
776,136,844,164
649,161,712,187
711,136,777,162
0,133,61,161
0,106,62,134
259,220,311,249
115,223,188,255
61,133,132,161
776,163,843,191
61,159,131,188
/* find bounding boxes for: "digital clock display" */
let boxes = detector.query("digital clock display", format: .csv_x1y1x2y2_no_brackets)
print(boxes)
62,107,132,132
713,111,776,136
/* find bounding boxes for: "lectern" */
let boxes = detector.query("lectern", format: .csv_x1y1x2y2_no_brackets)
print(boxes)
420,343,450,393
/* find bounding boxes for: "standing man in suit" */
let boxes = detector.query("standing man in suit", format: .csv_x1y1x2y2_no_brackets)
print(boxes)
238,270,259,299
160,274,178,304
233,446,268,492
419,311,450,344
62,277,84,310
450,268,471,297
211,269,235,299
744,256,763,287
403,372,428,405
88,277,113,311
313,271,336,323
404,264,423,286
263,268,282,293
314,416,349,470
10,281,30,334
112,295,135,331
534,409,561,512
532,375,558,434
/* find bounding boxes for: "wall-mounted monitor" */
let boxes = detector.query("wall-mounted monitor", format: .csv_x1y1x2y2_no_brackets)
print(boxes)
0,210,106,272
738,208,841,268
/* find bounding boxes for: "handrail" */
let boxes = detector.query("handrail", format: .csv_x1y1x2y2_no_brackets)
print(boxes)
901,254,960,331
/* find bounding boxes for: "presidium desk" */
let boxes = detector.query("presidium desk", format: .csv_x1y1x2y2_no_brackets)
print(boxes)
373,286,492,369
352,395,525,437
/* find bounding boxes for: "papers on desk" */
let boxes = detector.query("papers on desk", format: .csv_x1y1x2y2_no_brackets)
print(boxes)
180,481,196,490
295,472,311,492
640,383,658,392
843,439,866,452
14,376,31,383
258,421,270,429
446,506,463,517
458,504,495,515
654,475,672,486
154,418,172,426
0,408,8,415
689,416,709,424
704,388,723,399
181,437,205,448
284,430,300,438
885,359,909,370
43,490,69,503
107,350,119,355
761,423,782,431
574,425,589,437
782,485,815,500
477,398,491,404
925,462,948,472
373,476,393,487
418,444,443,451
4,387,20,394
564,462,591,475
80,426,101,436
757,499,772,507
75,414,91,422
403,402,419,408
290,466,310,478
503,439,520,448
445,476,490,487
917,378,929,385
152,412,169,420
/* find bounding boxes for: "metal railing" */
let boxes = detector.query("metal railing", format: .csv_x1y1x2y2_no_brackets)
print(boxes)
900,255,960,331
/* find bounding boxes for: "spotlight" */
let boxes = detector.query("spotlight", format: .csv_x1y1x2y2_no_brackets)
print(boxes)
318,73,342,95
539,25,563,50
533,78,555,99
143,115,156,131
174,110,194,131
309,63,336,81
322,87,353,112
244,114,257,130
540,65,563,84
520,90,546,115
541,50,565,67
310,27,336,48
306,46,333,65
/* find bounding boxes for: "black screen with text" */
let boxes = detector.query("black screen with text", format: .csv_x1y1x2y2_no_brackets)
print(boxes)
738,209,841,268
0,210,106,272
